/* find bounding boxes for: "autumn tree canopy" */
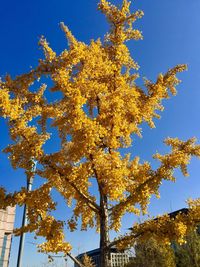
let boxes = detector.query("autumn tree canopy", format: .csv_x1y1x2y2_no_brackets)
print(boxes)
0,0,200,266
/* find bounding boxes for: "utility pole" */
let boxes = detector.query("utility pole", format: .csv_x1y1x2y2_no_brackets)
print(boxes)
16,158,37,267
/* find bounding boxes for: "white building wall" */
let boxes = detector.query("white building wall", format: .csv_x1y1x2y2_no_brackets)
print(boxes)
0,207,15,267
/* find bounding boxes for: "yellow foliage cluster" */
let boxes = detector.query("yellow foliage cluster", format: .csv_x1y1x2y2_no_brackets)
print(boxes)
115,198,200,250
0,0,199,256
82,254,95,267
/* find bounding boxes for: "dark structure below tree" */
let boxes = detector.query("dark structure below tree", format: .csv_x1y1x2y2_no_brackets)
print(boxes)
75,247,129,267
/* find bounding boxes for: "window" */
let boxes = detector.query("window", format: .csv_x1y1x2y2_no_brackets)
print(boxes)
0,233,9,267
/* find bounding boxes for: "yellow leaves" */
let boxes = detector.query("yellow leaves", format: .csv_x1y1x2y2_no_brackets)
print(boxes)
153,137,200,178
67,218,77,232
98,0,117,21
114,44,139,69
82,254,95,267
99,0,143,45
111,203,140,232
92,150,130,200
31,83,47,104
0,0,198,257
110,136,200,232
13,187,66,255
39,240,72,254
39,37,56,62
187,198,200,225
121,0,131,15
187,198,200,208
118,200,200,248
15,190,27,206
174,222,187,244
52,68,71,94
164,137,200,157
4,131,49,169
0,89,24,120
73,201,95,230
67,162,93,191
130,237,176,267
125,29,143,41
37,216,72,254
60,22,78,48
163,64,187,95
0,188,16,209
99,0,143,27
141,65,187,128
97,85,143,148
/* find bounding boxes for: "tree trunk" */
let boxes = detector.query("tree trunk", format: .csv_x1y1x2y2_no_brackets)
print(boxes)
99,193,110,267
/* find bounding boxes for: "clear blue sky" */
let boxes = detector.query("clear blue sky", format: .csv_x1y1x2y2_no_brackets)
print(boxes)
0,0,200,266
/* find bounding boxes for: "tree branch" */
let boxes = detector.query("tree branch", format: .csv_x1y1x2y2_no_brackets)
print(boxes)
43,161,101,214
67,252,85,267
109,207,200,249
110,175,157,214
19,133,100,214
108,232,140,249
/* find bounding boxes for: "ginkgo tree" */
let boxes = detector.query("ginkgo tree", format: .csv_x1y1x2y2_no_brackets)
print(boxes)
0,1,200,267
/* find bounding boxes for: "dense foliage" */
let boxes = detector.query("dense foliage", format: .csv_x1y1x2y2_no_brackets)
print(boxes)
175,229,200,267
125,229,200,267
125,237,176,267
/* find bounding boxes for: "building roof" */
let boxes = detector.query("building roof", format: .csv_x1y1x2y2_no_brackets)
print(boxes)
76,247,125,259
128,208,189,231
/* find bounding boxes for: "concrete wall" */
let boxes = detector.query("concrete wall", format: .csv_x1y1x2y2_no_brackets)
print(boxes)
0,207,15,267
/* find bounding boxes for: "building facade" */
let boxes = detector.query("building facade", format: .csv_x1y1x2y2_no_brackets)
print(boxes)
0,206,15,267
75,248,129,267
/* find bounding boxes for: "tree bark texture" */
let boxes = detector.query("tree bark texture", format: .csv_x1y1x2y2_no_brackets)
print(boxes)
99,192,111,267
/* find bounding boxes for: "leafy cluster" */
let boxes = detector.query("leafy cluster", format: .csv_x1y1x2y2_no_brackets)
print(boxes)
125,227,200,267
125,237,176,267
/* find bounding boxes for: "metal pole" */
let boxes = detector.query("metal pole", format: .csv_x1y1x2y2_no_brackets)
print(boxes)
16,159,37,267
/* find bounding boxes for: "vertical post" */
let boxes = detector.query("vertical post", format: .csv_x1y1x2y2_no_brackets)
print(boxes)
16,159,37,267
